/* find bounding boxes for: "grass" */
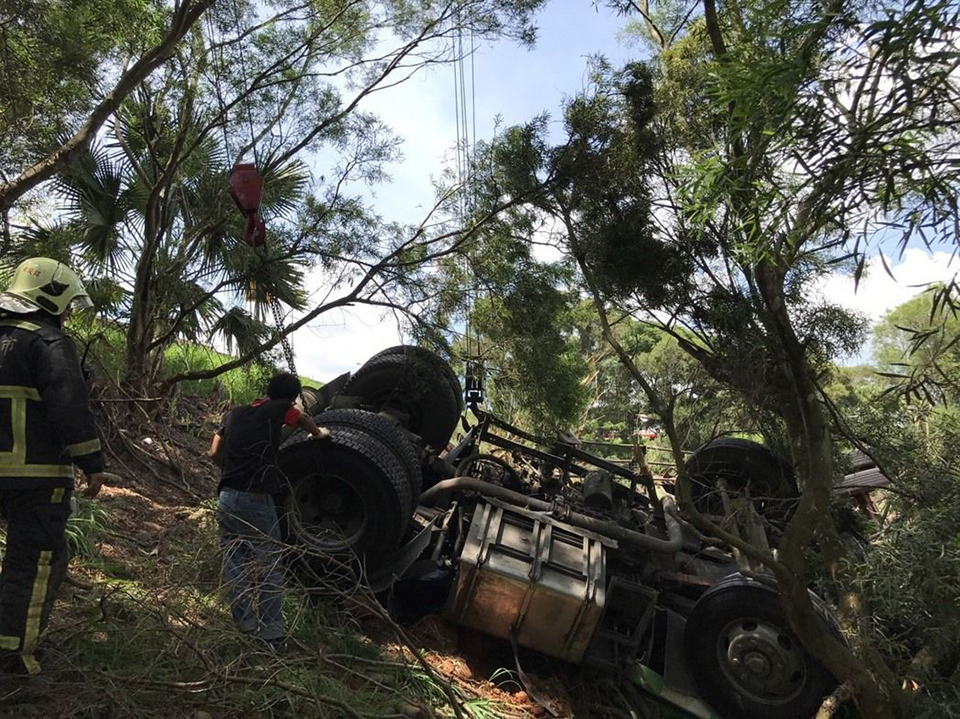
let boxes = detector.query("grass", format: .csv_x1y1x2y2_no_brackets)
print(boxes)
65,496,109,559
25,501,457,719
69,318,322,405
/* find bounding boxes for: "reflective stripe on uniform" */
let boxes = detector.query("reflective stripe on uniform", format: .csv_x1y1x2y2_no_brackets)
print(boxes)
64,438,101,457
0,464,73,478
21,654,41,675
0,635,19,650
0,385,41,401
0,385,41,472
51,487,65,503
0,320,41,332
22,550,53,658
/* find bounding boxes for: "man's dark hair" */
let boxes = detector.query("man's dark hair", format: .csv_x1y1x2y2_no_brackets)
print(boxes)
267,372,301,401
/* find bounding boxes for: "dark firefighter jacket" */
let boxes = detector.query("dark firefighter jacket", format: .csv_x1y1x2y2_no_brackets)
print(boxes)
0,315,103,488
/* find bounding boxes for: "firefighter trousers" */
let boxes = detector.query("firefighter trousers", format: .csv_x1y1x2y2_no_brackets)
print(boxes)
0,486,72,674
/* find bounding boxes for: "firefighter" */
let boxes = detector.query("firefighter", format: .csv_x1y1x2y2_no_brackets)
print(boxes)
0,257,105,675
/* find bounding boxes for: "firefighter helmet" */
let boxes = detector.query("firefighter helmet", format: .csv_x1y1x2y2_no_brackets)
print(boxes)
0,257,93,315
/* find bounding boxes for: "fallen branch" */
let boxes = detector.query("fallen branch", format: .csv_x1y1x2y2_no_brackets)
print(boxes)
816,681,854,719
64,572,96,591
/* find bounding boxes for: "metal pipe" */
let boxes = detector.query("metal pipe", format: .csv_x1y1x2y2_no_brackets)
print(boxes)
418,477,684,554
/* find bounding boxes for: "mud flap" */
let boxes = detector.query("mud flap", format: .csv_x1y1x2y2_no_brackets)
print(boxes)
510,630,560,718
367,517,438,593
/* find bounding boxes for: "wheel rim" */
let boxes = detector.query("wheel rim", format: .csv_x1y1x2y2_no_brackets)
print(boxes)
290,473,368,550
716,616,807,704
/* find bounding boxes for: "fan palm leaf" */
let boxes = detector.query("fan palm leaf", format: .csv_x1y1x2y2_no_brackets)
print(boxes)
210,306,271,357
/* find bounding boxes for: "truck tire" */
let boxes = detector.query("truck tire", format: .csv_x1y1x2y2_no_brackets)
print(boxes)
340,348,461,451
311,408,423,502
279,424,412,567
685,438,799,528
369,345,464,415
683,574,838,719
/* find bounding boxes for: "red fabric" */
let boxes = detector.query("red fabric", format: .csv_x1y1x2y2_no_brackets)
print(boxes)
250,397,299,426
283,405,301,427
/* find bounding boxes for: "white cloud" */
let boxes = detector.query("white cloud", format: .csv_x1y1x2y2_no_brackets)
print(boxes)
815,248,957,323
291,302,407,381
814,248,957,365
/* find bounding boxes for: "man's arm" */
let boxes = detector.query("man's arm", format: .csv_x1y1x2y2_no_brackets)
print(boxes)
209,430,224,467
297,414,331,439
33,334,105,496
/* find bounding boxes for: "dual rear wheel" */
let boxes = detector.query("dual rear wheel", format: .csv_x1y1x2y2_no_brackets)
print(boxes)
280,346,461,567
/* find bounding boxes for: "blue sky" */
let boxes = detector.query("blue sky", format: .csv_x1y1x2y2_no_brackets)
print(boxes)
291,1,957,380
294,2,641,378
351,2,638,223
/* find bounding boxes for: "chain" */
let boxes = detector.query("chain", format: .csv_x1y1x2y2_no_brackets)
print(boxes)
269,295,298,378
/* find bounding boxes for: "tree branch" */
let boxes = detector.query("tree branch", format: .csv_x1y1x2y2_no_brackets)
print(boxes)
0,0,216,211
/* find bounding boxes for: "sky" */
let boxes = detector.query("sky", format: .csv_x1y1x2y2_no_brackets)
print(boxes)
286,1,958,382
288,2,638,380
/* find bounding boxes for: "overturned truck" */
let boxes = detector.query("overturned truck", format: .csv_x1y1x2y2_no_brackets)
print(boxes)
278,346,839,719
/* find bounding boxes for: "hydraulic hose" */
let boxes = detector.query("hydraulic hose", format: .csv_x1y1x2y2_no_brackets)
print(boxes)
418,477,684,554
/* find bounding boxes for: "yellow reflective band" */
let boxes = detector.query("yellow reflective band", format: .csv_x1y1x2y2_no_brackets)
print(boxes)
64,438,101,457
0,385,41,401
51,487,65,503
0,319,41,332
21,654,41,675
0,387,41,470
22,550,53,656
0,635,19,650
0,464,73,478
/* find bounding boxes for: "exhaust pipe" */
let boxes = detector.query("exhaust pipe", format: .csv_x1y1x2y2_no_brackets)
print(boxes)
419,477,684,554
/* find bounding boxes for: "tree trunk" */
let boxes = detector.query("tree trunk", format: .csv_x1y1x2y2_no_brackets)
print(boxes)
125,194,163,391
754,260,901,719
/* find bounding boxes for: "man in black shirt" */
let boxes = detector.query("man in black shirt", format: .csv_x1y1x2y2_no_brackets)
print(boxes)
208,372,328,648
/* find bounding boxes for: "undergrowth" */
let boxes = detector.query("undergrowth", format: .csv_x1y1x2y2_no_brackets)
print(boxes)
0,328,676,719
68,318,320,405
4,505,463,719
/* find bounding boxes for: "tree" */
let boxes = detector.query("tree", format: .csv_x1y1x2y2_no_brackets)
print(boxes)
458,0,960,715
463,267,590,434
874,289,960,404
0,0,218,221
601,2,960,715
3,0,547,391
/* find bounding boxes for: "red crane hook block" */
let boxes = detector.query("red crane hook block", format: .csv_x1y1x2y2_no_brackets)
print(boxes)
229,163,264,215
230,163,267,248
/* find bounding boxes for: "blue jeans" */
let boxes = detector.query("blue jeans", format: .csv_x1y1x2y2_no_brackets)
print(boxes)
217,488,284,641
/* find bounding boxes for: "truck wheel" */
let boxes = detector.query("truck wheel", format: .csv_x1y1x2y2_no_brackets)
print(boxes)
341,348,461,451
298,387,322,416
685,438,799,528
312,409,423,502
369,345,464,415
683,575,838,719
279,424,412,567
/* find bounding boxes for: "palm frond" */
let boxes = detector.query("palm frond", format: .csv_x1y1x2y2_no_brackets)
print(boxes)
235,244,308,310
210,306,271,357
83,276,129,315
259,153,311,220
